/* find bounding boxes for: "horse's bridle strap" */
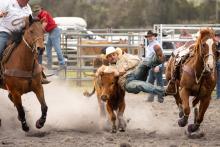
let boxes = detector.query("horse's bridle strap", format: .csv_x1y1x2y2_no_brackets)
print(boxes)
22,36,43,52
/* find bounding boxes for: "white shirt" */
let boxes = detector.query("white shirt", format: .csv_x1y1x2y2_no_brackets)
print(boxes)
145,39,163,58
0,0,32,34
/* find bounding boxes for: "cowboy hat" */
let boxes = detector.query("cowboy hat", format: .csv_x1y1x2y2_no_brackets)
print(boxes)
105,46,122,57
144,30,158,37
32,4,42,13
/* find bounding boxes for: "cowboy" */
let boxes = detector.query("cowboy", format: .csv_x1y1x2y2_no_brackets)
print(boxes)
0,0,31,58
97,44,166,98
144,31,164,103
32,4,66,70
0,0,50,84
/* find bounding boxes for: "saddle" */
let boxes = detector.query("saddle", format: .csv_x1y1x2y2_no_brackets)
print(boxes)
0,35,42,87
166,43,194,95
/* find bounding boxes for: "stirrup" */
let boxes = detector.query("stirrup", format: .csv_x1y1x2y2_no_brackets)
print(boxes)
41,78,51,84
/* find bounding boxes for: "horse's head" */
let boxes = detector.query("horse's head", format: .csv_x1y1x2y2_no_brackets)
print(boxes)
195,28,216,73
23,15,45,52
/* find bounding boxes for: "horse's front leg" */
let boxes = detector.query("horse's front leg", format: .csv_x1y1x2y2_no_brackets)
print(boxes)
174,89,184,118
187,96,211,133
34,85,48,129
12,93,29,132
178,88,190,127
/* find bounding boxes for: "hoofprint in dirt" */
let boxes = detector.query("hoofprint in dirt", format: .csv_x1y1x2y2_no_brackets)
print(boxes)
0,80,220,147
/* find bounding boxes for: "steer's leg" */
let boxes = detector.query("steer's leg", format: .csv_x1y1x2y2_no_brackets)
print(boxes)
117,99,126,132
106,103,116,133
97,96,106,130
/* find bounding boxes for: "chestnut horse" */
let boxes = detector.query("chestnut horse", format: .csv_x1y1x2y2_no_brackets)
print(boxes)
1,16,47,132
165,28,217,136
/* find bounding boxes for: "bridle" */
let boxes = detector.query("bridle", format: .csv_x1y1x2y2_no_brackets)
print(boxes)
194,36,215,84
22,36,43,53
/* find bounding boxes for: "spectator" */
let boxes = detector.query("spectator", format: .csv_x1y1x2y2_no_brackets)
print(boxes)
214,30,220,99
32,4,66,70
175,29,192,48
144,31,165,103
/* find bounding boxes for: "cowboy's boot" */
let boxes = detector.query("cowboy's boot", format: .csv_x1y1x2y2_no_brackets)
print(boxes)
41,71,50,84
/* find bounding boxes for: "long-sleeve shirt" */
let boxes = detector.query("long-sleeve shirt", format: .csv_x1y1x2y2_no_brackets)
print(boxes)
37,10,57,32
115,53,140,89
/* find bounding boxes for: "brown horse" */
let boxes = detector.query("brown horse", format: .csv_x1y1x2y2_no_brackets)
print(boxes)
165,28,217,136
1,16,47,132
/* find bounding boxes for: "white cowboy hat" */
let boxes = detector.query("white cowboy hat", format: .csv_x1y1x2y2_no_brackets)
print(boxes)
105,46,122,57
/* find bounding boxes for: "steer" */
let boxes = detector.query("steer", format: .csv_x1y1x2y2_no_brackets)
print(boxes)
83,71,126,133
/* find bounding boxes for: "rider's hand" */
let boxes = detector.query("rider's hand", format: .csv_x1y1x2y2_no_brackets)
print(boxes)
0,11,7,17
153,66,160,73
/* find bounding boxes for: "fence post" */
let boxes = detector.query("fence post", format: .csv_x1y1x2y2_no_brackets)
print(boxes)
76,34,82,86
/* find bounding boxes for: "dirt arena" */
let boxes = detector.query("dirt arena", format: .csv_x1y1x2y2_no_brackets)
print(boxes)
0,79,220,147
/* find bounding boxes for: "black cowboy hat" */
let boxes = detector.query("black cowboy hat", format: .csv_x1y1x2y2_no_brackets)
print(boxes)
145,30,158,37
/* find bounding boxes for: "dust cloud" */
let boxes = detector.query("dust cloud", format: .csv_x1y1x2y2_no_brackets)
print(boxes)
0,79,176,134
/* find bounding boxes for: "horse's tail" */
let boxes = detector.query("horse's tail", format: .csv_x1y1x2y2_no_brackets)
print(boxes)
83,87,95,97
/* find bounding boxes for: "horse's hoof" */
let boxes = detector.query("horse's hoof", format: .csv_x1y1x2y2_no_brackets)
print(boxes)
36,119,45,129
22,124,29,132
185,128,204,139
178,117,188,127
187,124,200,133
179,111,184,118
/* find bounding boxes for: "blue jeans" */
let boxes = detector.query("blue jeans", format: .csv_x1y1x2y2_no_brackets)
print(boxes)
0,32,10,58
46,27,65,68
147,65,164,99
216,61,220,99
38,48,44,64
124,62,165,96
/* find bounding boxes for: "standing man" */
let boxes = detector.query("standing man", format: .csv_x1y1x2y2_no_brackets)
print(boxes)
144,31,165,103
32,4,66,70
146,64,164,103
